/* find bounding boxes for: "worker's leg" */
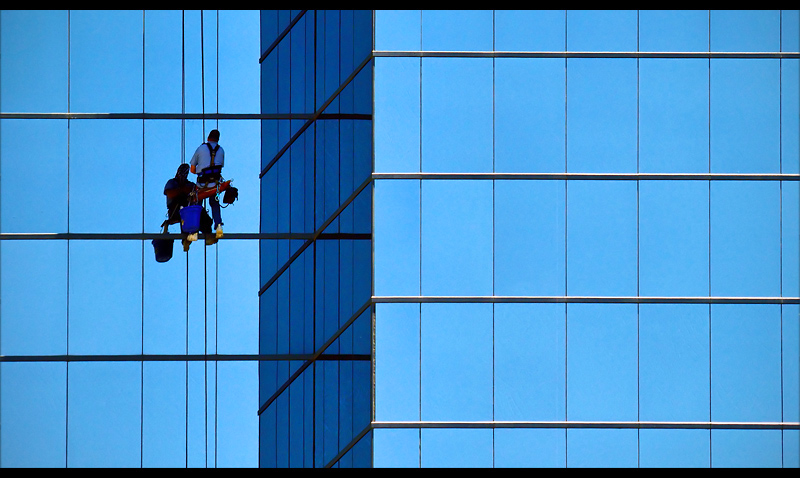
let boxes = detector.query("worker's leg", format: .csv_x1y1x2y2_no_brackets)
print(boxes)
209,195,223,238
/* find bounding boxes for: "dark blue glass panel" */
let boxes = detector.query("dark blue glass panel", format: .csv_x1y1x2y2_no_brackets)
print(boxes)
494,304,566,420
0,362,67,467
495,59,565,173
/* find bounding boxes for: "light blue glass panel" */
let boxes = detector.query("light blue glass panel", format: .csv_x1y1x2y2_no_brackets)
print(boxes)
421,10,492,51
421,303,492,421
783,60,800,174
494,10,565,51
68,362,142,467
217,240,260,355
217,120,261,234
144,10,182,113
639,429,710,468
421,58,493,173
783,10,800,52
374,57,420,173
422,180,492,296
374,428,420,468
566,181,637,296
639,59,709,173
710,182,780,297
69,120,143,233
69,240,142,355
711,305,782,422
495,59,565,173
374,180,420,296
219,11,260,114
639,181,709,297
785,183,800,296
494,304,565,421
0,241,67,355
710,60,780,173
566,429,638,468
494,429,566,467
0,119,68,233
144,120,182,234
495,180,565,296
710,10,780,52
567,304,637,421
786,431,800,468
0,10,68,112
375,303,420,421
0,362,66,468
566,59,637,173
142,361,185,467
639,305,710,421
70,10,143,113
639,10,709,52
711,430,782,467
375,10,420,51
566,10,637,52
785,305,800,423
420,429,493,468
217,361,259,467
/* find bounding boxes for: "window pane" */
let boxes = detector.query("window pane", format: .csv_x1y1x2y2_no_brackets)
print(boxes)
495,10,565,51
216,361,259,467
711,304,782,422
710,181,780,297
421,10,492,51
374,57,420,173
567,304,637,421
0,10,68,113
639,304,709,421
567,59,637,173
639,429,710,468
375,180,420,296
375,10,420,51
144,10,182,113
142,361,186,467
710,60,780,173
0,362,67,467
639,10,709,52
375,303,420,421
494,429,566,468
783,60,800,174
68,362,142,467
422,180,492,296
421,303,492,421
566,10,637,52
422,58,492,173
639,59,709,173
1,241,67,355
567,181,637,297
711,430,782,467
420,429,492,468
710,10,780,52
495,59,565,173
495,180,565,296
374,429,420,468
639,181,709,297
566,429,638,468
494,304,565,420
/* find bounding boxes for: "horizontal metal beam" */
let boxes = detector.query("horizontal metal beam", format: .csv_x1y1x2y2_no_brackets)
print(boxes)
0,232,370,241
0,112,371,121
373,296,800,305
373,172,800,181
372,420,800,430
374,50,800,59
0,353,371,363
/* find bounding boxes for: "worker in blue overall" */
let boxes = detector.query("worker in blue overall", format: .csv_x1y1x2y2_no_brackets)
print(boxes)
189,129,225,245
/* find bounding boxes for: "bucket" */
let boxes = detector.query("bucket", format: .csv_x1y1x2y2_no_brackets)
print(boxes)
180,205,203,233
152,238,174,263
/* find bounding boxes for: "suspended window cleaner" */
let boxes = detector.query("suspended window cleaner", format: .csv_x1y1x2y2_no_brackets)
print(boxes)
152,129,238,262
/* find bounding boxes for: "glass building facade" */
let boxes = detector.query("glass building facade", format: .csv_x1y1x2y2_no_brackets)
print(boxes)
1,9,799,469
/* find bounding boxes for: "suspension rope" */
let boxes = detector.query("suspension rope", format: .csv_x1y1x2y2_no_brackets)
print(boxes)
182,10,189,469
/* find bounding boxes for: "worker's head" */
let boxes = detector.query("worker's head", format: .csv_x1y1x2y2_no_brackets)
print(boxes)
207,129,220,142
176,163,190,180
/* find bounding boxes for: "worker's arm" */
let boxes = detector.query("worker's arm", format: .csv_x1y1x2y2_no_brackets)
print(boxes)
190,164,196,174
